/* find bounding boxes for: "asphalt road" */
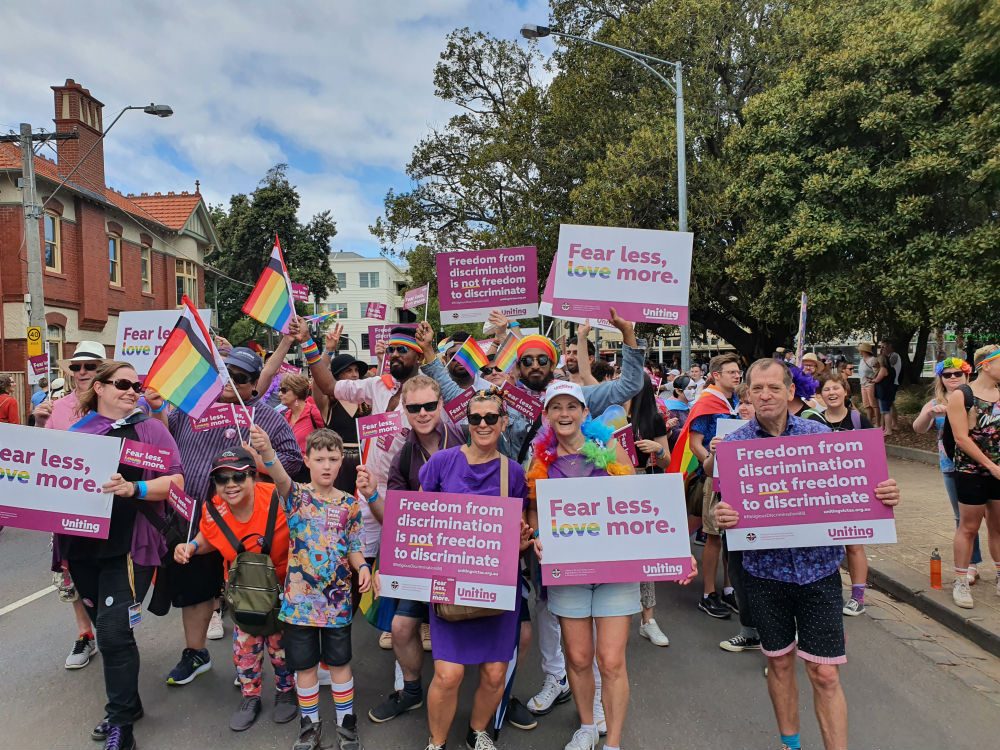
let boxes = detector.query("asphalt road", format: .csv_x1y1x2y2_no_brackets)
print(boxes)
1,524,996,750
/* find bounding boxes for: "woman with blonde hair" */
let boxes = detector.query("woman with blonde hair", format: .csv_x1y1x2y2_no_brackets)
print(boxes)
280,372,324,454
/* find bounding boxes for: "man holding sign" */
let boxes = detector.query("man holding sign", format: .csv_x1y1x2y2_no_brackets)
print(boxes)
714,358,900,750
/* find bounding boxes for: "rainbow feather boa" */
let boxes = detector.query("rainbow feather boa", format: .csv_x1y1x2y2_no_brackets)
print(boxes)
526,417,631,497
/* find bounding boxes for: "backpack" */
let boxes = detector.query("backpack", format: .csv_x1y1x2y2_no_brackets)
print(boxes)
942,385,976,461
205,489,283,636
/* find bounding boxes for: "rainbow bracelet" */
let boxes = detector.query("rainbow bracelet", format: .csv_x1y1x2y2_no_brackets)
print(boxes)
302,338,322,366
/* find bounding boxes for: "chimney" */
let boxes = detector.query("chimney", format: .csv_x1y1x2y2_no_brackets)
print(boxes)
51,79,106,190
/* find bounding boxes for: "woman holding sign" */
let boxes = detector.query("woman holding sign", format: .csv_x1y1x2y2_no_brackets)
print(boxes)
63,361,183,750
417,388,533,750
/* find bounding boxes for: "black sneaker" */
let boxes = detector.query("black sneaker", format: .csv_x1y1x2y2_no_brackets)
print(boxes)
698,592,732,619
229,695,262,731
92,707,143,741
719,633,761,652
166,647,212,685
102,724,136,750
368,689,424,723
721,591,740,614
293,717,323,750
505,697,538,730
273,689,298,724
336,714,362,750
465,726,497,749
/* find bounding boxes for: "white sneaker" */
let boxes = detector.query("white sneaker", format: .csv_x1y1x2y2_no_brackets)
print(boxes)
527,673,571,715
593,700,607,736
65,634,97,669
639,618,670,646
564,726,598,750
967,565,979,585
953,579,974,609
207,610,225,640
995,576,1000,597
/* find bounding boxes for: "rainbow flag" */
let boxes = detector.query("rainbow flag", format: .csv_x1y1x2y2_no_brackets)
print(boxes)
666,387,737,484
242,235,296,334
493,332,520,373
450,337,489,376
303,309,343,325
145,295,225,419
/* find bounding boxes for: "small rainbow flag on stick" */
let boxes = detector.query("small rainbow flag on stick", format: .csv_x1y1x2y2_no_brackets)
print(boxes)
145,295,225,419
450,337,489,376
242,235,296,334
493,332,520,374
303,309,343,325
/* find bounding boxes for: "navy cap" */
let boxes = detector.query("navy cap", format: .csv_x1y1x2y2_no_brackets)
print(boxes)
224,347,263,377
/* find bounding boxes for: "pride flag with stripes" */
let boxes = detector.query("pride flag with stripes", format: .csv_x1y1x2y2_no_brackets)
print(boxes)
242,235,296,334
144,295,225,419
450,337,489,376
666,387,737,484
493,332,520,373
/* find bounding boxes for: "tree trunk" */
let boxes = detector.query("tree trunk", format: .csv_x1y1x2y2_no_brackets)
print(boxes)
907,325,930,384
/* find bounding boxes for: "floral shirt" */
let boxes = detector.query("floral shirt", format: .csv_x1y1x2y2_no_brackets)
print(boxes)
953,394,1000,477
278,483,362,628
724,415,844,585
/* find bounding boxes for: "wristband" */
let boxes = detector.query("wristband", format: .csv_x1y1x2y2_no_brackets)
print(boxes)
134,480,148,499
656,446,666,459
190,539,200,553
301,338,322,366
150,401,167,414
366,491,379,504
263,457,277,468
359,563,372,572
531,529,539,539
507,321,520,328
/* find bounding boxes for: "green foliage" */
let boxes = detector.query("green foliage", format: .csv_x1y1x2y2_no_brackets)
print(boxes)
208,165,337,338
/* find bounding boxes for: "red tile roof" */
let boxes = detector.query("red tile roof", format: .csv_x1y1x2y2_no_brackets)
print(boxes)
0,142,202,231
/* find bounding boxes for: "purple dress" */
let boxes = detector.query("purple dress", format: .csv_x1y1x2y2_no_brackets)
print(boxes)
418,446,528,665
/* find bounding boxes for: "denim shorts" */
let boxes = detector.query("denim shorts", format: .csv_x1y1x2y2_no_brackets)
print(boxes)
547,583,640,619
282,622,352,670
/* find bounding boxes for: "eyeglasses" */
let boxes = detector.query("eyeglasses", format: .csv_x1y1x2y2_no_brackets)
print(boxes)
213,471,253,485
405,401,439,414
519,355,551,368
941,371,964,379
386,346,412,355
467,412,502,426
69,362,99,372
227,369,254,385
101,378,143,394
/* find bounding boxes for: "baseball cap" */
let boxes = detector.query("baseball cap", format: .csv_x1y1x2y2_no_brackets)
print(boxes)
224,347,263,376
667,369,680,377
543,379,586,409
210,446,256,475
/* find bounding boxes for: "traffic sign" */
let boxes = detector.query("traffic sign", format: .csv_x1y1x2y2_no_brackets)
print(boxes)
26,326,43,357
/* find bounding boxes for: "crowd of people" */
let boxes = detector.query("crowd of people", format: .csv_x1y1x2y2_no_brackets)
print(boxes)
16,316,1000,750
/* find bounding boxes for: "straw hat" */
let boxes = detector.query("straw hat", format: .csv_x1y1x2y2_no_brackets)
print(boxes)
857,342,875,355
801,352,827,373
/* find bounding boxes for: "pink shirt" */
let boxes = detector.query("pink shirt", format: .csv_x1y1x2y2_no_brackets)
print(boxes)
45,391,80,431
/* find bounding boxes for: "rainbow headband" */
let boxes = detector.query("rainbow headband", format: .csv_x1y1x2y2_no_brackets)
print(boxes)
975,349,1000,370
516,334,558,363
935,357,971,376
386,334,421,354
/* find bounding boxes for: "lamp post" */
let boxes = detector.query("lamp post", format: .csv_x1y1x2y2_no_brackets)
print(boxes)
520,24,692,371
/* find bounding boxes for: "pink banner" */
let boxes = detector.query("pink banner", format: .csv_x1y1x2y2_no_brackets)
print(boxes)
357,411,403,442
291,282,310,302
28,354,48,376
278,362,301,376
379,489,523,609
436,246,539,323
500,382,543,422
444,388,475,423
368,323,417,358
613,425,638,467
403,284,429,311
167,481,196,522
365,302,388,320
120,439,172,474
189,402,250,432
716,429,895,551
0,505,111,538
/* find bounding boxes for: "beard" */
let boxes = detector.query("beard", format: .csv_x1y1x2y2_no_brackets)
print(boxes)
390,359,417,381
521,369,554,392
565,361,579,374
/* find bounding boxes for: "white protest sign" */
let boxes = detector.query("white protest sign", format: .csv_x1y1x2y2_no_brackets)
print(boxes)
0,423,122,538
115,309,213,376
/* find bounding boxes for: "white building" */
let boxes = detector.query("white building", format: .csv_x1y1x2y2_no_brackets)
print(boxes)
320,251,410,363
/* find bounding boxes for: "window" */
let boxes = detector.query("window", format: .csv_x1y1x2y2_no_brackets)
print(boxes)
175,259,198,306
108,236,121,285
140,246,152,293
335,272,347,289
361,333,370,350
359,271,379,288
43,213,61,271
320,303,348,317
47,325,64,381
360,303,370,318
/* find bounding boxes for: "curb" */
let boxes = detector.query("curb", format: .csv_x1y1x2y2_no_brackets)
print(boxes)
885,444,937,465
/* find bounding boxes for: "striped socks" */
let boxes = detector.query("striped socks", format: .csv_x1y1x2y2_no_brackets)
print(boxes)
296,679,320,724
332,679,354,726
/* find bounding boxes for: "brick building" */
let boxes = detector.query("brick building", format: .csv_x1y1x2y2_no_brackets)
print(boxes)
0,79,218,415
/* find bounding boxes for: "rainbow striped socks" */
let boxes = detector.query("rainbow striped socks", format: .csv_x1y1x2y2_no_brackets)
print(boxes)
296,679,320,724
332,679,354,726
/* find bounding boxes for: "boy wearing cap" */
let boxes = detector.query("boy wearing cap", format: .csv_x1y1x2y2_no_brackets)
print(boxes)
248,423,372,750
173,447,296,732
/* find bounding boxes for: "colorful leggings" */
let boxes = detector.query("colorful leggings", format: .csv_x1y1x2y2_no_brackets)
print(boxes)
233,625,294,697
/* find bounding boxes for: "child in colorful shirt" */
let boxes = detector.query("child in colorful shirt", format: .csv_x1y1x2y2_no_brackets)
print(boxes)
249,425,376,750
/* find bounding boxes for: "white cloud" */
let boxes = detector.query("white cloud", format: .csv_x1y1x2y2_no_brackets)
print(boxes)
0,0,549,254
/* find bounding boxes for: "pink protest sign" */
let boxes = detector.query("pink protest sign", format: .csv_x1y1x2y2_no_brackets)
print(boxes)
551,224,693,325
291,282,310,302
539,265,615,331
379,490,523,609
368,323,417,358
357,411,403,442
167,482,196,522
278,362,301,376
189,402,250,432
28,354,48,376
365,302,388,320
613,425,638,467
536,474,692,585
403,284,429,311
501,382,543,422
436,246,538,324
444,388,475,423
716,429,895,551
120,439,172,474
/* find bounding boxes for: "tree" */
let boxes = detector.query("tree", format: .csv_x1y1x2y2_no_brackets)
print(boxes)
208,165,337,339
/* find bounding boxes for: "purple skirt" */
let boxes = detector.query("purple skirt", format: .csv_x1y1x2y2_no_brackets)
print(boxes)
429,584,522,665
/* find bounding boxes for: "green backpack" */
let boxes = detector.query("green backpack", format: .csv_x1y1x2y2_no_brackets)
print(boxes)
205,490,283,636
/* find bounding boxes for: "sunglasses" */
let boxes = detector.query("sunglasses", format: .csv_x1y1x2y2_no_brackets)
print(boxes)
386,345,413,355
405,401,439,414
941,371,965,379
278,387,290,393
213,471,253,485
101,378,143,393
467,412,503,426
227,369,254,385
69,362,99,372
519,355,551,368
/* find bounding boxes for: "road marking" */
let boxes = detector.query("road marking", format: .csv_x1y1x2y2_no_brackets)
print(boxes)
0,585,56,617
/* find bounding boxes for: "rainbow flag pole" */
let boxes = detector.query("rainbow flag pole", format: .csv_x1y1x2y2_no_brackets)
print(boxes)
242,234,297,334
795,292,808,367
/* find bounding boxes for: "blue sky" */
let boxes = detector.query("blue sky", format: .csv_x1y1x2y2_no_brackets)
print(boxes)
0,0,552,257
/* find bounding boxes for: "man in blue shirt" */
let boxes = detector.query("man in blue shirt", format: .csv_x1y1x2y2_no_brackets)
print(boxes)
31,377,49,408
715,358,900,750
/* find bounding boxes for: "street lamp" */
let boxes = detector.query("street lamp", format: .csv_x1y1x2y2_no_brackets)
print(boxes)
519,23,692,371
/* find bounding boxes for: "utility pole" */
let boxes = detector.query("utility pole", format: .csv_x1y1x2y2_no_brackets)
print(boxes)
0,124,78,369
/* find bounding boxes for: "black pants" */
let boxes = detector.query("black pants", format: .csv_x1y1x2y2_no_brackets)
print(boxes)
70,555,154,726
723,535,754,629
